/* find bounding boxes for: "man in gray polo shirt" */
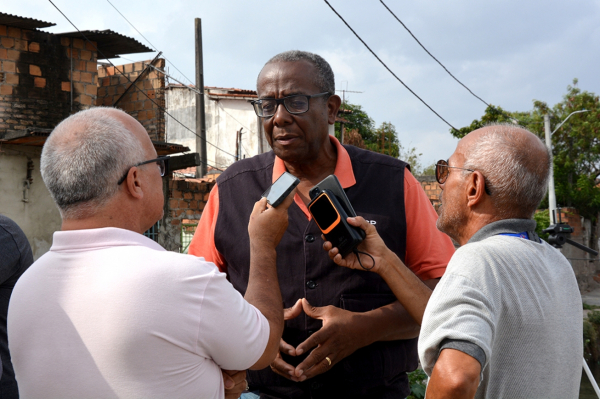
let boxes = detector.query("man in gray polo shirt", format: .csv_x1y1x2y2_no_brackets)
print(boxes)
325,124,582,398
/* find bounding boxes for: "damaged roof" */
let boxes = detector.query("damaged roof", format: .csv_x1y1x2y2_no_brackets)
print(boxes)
57,30,154,59
0,12,55,30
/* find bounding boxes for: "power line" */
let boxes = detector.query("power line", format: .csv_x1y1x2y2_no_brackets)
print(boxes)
143,63,258,138
47,0,238,166
323,0,457,131
379,0,489,107
104,0,195,86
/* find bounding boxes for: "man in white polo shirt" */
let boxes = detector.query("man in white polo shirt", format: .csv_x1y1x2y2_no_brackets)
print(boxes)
7,107,291,399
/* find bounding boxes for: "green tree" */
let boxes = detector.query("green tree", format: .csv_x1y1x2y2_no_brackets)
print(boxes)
449,79,600,247
335,102,424,170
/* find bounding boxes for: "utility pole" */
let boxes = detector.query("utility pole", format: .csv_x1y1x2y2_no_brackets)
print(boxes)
544,114,557,223
336,85,362,144
195,18,207,178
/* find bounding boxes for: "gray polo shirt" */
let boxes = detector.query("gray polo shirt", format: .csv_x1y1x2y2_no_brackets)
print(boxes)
419,218,582,398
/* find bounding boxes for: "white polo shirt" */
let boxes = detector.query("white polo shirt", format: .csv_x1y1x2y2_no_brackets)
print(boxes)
8,227,269,399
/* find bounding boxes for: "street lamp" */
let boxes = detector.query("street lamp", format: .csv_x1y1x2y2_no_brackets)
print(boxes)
543,109,589,224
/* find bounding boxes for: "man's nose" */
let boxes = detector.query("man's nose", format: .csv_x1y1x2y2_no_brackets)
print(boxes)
272,102,293,126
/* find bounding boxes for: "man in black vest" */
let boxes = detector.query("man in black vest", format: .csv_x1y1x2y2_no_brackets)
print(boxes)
189,50,455,398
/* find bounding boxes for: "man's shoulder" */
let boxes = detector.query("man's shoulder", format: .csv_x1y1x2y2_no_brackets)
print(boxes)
217,152,275,185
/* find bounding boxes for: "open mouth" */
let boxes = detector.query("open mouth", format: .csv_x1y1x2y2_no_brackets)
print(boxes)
275,136,298,145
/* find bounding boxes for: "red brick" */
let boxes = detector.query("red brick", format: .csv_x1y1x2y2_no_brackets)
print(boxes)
61,82,71,92
134,62,143,71
102,96,112,106
147,89,155,99
5,49,18,61
185,210,195,216
144,100,153,110
14,39,27,51
29,64,41,76
171,219,181,226
134,101,144,111
198,202,205,211
80,72,92,83
0,26,6,36
21,30,33,41
183,192,193,200
1,37,15,48
169,199,179,209
0,49,6,59
60,37,70,47
72,38,84,49
33,77,46,88
7,27,21,39
171,189,183,199
73,82,84,93
106,66,115,76
85,41,96,51
97,87,107,97
194,192,203,200
86,61,96,72
116,85,125,95
189,200,198,209
2,61,15,73
85,84,97,96
79,94,93,105
28,42,40,53
97,67,106,78
0,86,12,95
80,49,91,61
70,70,81,81
66,48,78,58
5,73,18,84
124,63,133,73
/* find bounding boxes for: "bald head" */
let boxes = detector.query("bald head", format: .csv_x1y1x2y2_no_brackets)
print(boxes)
41,107,147,219
459,124,551,218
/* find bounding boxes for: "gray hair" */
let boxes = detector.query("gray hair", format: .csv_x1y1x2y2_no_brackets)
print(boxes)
41,107,146,219
462,124,551,218
261,50,335,95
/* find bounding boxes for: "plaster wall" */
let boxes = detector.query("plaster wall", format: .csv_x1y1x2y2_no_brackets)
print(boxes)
165,87,268,170
0,145,61,259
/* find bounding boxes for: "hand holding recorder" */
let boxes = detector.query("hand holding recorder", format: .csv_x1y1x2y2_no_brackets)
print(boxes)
323,216,433,325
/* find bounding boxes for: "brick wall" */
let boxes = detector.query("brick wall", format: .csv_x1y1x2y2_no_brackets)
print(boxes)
416,175,441,212
97,58,165,141
159,178,215,252
0,25,95,133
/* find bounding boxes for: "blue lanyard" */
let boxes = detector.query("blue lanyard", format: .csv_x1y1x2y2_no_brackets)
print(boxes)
498,232,529,240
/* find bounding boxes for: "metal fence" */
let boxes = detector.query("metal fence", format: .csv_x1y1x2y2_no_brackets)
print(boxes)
144,221,160,242
180,223,198,253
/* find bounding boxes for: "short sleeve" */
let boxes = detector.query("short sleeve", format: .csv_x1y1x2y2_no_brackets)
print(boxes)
418,254,496,377
403,171,455,279
188,185,226,272
196,270,270,370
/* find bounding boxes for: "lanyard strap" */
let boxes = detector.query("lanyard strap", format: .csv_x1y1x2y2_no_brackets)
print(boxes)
498,231,530,240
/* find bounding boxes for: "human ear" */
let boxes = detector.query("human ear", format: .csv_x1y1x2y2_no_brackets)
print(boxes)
124,167,144,200
466,171,486,207
327,94,342,125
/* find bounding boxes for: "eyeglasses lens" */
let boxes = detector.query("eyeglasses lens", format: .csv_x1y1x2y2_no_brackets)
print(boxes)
158,159,166,176
284,96,309,114
436,160,448,184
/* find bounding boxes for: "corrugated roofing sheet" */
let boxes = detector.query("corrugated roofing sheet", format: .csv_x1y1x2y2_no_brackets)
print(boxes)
0,12,55,30
57,29,153,59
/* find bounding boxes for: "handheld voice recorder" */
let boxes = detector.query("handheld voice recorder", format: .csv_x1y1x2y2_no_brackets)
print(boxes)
308,188,365,257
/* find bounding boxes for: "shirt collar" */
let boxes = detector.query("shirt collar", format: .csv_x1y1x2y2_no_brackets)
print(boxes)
50,227,165,252
468,218,538,244
272,135,356,188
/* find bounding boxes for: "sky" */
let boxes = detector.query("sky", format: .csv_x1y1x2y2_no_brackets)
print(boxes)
4,0,600,168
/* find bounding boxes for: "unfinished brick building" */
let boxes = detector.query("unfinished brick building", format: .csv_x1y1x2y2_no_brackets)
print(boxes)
0,12,189,258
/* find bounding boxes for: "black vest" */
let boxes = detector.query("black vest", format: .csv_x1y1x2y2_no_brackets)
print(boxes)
214,145,415,398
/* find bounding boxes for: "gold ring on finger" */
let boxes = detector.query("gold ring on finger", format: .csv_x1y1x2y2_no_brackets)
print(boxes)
325,356,332,366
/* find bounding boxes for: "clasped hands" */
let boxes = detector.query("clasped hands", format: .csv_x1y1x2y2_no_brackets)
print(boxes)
269,298,370,382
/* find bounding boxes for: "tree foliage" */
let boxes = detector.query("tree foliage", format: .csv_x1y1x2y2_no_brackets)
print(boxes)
449,79,600,222
335,102,425,173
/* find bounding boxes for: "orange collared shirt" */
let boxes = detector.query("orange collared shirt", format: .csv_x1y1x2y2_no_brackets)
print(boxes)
188,136,454,280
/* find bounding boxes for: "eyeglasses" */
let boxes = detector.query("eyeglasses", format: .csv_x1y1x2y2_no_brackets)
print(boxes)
435,159,475,185
250,92,331,118
117,156,168,185
435,159,491,195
